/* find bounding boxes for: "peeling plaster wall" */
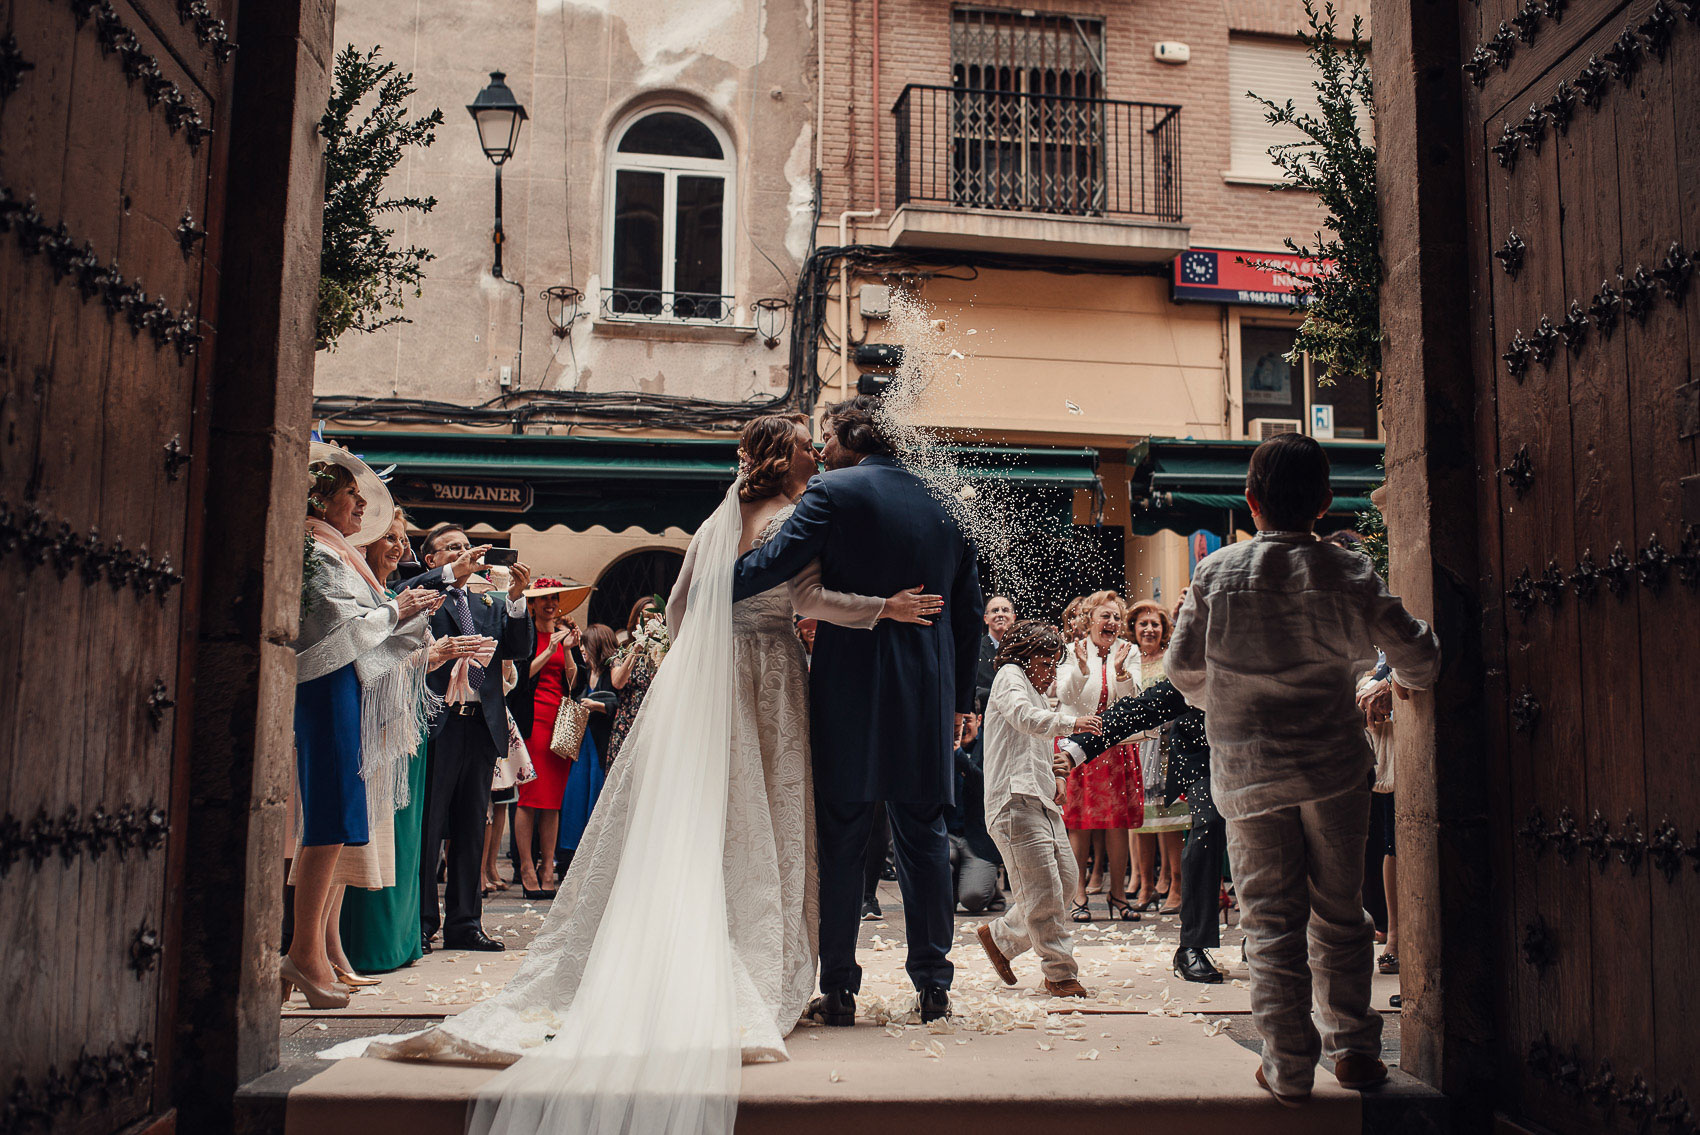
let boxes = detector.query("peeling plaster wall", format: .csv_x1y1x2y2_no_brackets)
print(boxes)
317,0,815,407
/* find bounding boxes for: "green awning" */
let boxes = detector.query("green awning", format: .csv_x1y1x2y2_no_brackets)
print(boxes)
326,431,1098,533
1127,437,1382,537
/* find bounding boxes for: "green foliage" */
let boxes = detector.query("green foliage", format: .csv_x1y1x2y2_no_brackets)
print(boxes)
1355,460,1389,579
317,46,444,350
1244,2,1381,388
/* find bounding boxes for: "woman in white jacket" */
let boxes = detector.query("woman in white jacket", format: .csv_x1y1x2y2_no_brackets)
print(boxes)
1055,590,1143,922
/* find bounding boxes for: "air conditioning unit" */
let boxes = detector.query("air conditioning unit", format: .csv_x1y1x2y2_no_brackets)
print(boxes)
1249,418,1304,440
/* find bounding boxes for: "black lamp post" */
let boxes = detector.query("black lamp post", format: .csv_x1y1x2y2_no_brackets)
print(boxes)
466,71,529,279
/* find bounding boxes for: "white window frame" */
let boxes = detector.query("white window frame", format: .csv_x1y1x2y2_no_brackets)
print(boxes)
602,105,737,324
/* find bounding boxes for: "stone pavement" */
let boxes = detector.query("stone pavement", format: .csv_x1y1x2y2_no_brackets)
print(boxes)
259,880,1420,1135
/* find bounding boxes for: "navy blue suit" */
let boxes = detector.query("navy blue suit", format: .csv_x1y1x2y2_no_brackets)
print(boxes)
402,567,533,939
734,455,983,994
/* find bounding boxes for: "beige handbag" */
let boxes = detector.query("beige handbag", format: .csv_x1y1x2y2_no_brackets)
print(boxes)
550,700,590,762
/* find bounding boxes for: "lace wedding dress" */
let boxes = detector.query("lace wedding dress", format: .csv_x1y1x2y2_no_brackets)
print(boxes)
372,490,879,1135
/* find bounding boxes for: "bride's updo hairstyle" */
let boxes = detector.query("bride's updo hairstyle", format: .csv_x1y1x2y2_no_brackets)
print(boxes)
737,413,809,502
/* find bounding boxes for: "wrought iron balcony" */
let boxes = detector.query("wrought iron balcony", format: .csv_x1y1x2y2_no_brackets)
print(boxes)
893,85,1182,222
600,287,736,324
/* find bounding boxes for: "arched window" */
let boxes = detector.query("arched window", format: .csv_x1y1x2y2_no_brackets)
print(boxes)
604,107,734,323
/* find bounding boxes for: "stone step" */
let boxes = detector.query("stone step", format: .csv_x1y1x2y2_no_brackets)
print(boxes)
237,1012,1447,1135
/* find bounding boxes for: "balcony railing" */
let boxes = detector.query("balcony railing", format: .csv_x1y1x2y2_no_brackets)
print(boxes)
600,287,736,325
892,85,1182,223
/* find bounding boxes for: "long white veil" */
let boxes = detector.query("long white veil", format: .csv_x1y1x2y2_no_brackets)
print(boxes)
467,481,743,1135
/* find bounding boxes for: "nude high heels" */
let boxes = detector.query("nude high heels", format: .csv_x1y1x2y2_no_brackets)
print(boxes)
280,956,351,1010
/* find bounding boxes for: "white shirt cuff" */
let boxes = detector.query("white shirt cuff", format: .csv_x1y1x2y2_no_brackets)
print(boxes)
506,595,527,617
439,564,455,583
1060,740,1087,767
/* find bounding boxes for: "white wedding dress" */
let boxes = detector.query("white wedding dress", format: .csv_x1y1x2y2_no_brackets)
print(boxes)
372,487,880,1135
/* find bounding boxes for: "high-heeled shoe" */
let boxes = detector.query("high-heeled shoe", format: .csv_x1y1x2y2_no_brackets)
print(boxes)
1107,895,1140,922
280,956,351,1010
333,965,381,987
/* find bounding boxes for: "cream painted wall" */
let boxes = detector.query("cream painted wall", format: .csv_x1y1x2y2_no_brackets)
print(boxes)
836,271,1232,443
319,0,816,406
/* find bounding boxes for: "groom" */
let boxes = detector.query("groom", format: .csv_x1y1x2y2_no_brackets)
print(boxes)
734,396,984,1023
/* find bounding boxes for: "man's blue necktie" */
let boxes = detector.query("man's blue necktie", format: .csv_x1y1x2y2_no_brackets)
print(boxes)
446,588,488,691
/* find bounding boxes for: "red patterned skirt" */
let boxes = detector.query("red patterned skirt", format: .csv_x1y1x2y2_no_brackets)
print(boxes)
1060,740,1145,830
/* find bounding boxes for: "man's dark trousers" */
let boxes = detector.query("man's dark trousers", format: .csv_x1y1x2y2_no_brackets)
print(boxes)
420,711,498,941
1178,763,1224,950
819,800,953,993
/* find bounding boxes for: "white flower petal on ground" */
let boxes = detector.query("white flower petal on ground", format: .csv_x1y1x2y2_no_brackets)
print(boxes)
830,1070,843,1083
1077,1049,1100,1061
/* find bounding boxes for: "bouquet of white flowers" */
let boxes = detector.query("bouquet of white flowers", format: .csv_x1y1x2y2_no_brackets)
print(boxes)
629,600,671,665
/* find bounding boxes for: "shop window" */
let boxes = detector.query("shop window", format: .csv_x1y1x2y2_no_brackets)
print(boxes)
605,108,732,323
1241,325,1305,425
1309,365,1379,440
1241,323,1379,441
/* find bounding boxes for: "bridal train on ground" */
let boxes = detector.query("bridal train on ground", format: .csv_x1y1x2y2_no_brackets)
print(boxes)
373,486,877,1134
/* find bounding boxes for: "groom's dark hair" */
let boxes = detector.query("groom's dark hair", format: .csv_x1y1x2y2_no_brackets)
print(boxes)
824,396,894,457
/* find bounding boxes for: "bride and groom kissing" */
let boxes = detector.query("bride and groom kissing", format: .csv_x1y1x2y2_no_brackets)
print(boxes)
374,395,983,1135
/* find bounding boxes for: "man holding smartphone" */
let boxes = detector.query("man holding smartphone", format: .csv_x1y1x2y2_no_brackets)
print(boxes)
402,525,535,952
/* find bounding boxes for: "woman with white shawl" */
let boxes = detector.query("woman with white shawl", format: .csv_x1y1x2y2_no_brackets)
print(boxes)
285,442,453,1009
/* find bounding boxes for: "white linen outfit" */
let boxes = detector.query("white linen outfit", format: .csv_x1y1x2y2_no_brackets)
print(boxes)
1167,531,1440,1097
981,664,1081,981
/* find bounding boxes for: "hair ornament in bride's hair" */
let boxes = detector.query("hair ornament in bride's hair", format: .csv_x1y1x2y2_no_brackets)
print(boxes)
736,450,754,477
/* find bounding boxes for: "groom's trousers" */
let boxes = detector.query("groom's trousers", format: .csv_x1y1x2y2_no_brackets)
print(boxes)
818,800,954,993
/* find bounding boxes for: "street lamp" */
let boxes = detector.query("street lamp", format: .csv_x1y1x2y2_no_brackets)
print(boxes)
466,71,529,279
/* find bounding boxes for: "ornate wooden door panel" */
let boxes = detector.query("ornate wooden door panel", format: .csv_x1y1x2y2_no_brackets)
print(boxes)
0,1,234,1131
1466,1,1700,1132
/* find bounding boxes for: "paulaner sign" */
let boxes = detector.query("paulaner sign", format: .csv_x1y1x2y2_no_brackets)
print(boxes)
392,474,534,514
1171,247,1337,307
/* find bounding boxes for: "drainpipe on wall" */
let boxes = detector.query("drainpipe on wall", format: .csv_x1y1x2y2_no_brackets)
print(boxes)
871,0,881,213
816,0,825,174
838,207,880,398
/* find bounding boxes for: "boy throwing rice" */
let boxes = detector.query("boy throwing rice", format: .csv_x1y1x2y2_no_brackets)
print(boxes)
974,620,1102,998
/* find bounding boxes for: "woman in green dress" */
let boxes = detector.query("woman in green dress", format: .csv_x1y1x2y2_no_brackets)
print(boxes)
340,510,440,973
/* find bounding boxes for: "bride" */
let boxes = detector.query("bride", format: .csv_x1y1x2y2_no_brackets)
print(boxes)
373,413,942,1134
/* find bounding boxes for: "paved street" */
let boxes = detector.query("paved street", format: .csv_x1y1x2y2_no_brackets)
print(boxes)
281,879,1401,1070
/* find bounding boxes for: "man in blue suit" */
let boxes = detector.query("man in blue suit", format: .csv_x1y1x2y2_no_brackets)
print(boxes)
401,525,535,952
734,396,984,1024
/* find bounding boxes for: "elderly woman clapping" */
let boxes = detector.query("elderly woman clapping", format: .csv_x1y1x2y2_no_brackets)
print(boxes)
286,445,481,1008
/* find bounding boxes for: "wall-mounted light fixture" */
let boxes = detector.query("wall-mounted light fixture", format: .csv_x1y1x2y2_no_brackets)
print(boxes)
753,297,791,349
543,285,582,338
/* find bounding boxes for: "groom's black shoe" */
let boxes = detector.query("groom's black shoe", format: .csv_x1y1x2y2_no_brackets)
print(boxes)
443,928,506,952
860,896,882,921
1173,946,1224,984
806,989,856,1027
918,985,950,1023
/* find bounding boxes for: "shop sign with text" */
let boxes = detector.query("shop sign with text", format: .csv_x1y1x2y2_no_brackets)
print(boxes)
1172,248,1335,307
392,474,534,513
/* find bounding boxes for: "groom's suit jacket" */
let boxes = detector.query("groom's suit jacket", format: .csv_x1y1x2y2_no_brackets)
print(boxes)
733,455,984,806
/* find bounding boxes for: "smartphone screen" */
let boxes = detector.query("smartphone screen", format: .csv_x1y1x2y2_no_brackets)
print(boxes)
484,547,519,566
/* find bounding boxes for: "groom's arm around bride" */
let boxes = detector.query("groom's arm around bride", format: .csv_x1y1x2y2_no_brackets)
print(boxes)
731,396,982,1020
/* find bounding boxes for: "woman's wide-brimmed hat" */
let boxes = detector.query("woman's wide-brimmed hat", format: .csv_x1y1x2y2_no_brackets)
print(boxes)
524,575,593,616
308,440,395,547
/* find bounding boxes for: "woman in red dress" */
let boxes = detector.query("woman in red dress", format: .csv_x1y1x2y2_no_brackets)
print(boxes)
1057,590,1145,923
515,583,580,898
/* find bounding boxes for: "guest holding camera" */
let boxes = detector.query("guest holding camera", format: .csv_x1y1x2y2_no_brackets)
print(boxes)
403,526,535,952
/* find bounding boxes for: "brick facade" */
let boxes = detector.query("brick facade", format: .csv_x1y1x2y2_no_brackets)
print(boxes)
816,0,1370,251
